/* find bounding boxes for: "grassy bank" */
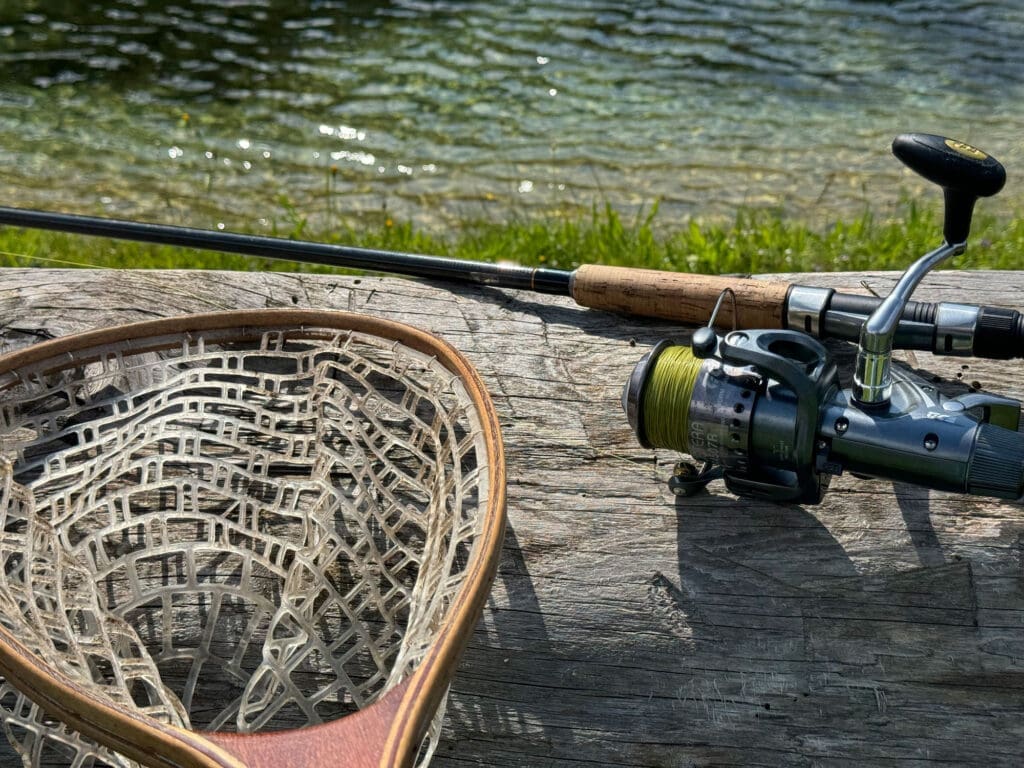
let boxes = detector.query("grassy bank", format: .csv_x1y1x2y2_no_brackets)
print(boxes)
0,201,1021,275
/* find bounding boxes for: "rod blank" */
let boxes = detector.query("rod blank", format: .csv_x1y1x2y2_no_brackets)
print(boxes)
2,203,1023,358
0,206,573,295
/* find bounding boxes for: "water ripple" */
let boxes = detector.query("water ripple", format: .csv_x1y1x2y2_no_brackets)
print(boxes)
0,0,1022,231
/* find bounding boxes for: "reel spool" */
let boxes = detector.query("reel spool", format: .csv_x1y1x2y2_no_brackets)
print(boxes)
624,330,834,504
625,344,704,454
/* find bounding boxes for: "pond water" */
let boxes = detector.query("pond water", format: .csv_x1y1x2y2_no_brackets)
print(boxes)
0,0,1022,233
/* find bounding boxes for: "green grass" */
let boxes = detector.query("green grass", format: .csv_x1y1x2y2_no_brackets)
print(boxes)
0,200,1021,275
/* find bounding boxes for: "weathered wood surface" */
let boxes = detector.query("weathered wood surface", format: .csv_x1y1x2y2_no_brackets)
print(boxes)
1,267,1024,767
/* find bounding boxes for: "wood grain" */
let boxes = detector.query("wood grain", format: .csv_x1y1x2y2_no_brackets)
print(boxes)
1,268,1023,767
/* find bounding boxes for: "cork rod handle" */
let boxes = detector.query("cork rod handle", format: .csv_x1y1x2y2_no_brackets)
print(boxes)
571,265,790,329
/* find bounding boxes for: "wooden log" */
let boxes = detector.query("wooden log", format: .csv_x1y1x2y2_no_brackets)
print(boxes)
0,268,1023,767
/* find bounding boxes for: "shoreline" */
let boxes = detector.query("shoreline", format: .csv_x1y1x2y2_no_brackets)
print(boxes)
0,202,1020,275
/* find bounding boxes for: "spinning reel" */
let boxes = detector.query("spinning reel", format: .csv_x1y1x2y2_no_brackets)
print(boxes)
624,134,1024,504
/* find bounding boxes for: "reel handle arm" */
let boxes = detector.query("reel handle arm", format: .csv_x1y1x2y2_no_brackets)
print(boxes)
854,241,963,404
854,135,1006,405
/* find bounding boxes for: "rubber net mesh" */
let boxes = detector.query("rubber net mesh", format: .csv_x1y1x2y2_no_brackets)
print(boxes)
0,324,491,767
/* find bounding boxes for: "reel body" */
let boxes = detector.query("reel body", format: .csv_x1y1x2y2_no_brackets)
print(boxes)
624,329,1024,504
624,132,1024,506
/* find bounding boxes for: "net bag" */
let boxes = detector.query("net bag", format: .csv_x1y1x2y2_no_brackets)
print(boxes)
0,309,506,768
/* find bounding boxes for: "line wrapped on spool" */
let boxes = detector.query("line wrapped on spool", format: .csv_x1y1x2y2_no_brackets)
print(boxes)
641,345,703,453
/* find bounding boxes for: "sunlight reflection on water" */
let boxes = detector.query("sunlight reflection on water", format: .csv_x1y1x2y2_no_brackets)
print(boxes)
0,1,1022,232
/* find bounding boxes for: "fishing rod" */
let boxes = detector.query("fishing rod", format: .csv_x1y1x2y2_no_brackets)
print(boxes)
0,133,1018,358
623,133,1024,505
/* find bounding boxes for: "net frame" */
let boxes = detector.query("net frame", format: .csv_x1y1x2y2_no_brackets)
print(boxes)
0,309,506,768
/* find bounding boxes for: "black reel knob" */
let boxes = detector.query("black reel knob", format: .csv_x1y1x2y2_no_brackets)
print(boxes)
892,133,1006,244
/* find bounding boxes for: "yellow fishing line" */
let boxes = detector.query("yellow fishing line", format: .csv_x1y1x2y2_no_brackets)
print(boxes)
642,345,703,453
0,250,100,269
